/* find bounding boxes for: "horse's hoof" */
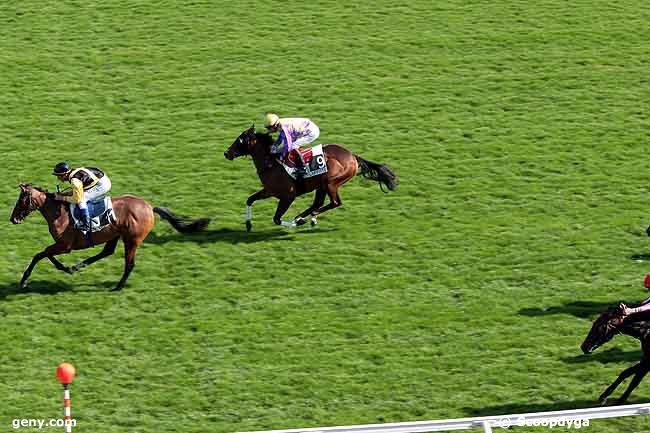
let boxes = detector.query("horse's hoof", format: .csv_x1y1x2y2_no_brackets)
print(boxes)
111,286,123,292
295,217,307,226
311,217,318,227
19,282,28,290
598,397,607,406
246,221,252,232
70,262,85,273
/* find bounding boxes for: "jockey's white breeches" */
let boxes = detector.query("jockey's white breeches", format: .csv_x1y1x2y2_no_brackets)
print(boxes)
291,125,320,150
79,176,112,209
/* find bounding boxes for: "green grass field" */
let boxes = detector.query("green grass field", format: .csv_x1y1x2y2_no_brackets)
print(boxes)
2,1,650,432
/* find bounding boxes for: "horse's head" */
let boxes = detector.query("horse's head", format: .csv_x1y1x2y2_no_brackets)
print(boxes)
224,125,258,160
581,305,626,354
10,184,46,224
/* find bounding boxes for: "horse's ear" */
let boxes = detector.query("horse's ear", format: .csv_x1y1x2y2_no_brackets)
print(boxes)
19,183,27,191
250,123,255,132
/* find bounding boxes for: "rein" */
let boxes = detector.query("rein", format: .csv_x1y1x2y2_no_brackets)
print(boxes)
20,187,37,218
247,132,276,175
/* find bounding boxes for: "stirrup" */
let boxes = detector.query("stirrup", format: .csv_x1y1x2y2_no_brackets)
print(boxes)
83,230,93,246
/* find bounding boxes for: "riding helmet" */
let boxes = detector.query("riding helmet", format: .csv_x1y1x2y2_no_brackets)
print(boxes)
52,162,72,175
264,113,280,129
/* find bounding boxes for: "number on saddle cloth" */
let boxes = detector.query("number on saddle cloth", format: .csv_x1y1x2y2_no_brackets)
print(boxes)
279,144,328,179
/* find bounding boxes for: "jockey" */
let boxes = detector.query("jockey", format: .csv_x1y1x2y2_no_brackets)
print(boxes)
264,113,320,179
620,275,650,317
52,162,112,235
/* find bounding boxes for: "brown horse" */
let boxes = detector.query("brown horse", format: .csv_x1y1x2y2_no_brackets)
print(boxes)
581,305,650,404
10,183,209,291
224,126,398,231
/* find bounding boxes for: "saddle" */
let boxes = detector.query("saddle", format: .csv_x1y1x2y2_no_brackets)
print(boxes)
70,197,116,232
278,144,328,179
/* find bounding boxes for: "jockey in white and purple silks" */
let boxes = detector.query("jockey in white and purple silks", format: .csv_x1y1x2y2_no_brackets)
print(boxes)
264,113,320,178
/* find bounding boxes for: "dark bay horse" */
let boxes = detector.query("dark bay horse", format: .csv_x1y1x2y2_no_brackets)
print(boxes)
10,184,209,291
224,126,398,231
581,305,650,404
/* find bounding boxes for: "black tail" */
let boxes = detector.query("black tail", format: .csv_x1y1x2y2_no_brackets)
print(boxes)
355,155,398,192
153,207,210,234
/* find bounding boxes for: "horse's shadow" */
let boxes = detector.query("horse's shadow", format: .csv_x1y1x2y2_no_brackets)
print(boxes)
630,253,650,261
462,398,644,417
562,347,641,365
519,301,616,319
0,280,77,300
145,227,337,245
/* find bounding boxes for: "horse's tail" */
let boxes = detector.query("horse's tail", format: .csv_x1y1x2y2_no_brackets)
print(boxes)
355,155,398,192
153,206,210,234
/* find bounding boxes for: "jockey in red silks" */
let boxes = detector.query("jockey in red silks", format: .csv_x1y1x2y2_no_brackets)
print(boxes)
264,113,320,179
620,275,650,317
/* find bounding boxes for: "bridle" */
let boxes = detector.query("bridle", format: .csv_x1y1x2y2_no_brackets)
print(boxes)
242,130,276,174
16,187,37,220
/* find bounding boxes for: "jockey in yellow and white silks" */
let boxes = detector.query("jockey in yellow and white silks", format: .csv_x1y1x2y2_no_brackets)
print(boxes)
52,162,112,232
265,113,320,178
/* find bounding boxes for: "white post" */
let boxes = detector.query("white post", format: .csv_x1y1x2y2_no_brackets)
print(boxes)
481,421,492,433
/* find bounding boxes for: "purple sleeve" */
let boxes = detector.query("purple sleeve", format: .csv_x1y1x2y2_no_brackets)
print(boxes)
271,126,292,155
271,131,286,155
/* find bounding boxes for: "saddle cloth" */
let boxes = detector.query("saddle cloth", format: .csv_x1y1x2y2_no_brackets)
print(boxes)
70,197,116,232
278,144,328,179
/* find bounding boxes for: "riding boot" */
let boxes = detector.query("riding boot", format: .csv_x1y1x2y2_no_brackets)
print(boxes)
294,152,306,180
79,208,92,247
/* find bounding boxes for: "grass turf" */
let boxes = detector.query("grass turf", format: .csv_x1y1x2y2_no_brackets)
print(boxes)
1,1,650,431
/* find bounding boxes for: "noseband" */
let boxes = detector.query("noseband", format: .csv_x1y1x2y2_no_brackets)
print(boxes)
17,188,38,219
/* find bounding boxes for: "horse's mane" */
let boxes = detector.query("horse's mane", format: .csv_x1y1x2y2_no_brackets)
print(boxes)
255,131,275,146
22,183,54,197
618,306,650,336
596,303,650,327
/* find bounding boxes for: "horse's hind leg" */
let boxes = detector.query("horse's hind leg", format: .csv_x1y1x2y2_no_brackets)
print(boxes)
112,239,139,292
312,184,343,220
70,237,119,273
599,363,641,404
295,188,326,226
21,243,72,289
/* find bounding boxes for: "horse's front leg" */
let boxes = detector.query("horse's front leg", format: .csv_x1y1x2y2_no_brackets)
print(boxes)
20,243,72,289
273,196,296,227
616,362,650,404
70,237,120,273
599,363,640,404
48,257,73,274
245,189,271,232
